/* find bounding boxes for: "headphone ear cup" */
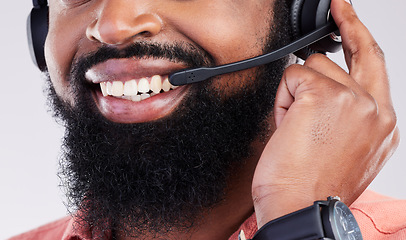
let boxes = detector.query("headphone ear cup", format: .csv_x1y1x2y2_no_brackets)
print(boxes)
308,0,342,54
290,0,318,60
291,0,342,60
27,5,49,71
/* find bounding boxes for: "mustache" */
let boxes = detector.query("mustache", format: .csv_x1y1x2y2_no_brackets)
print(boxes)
69,41,215,81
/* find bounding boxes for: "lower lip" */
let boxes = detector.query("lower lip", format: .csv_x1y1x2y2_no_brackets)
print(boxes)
92,86,190,123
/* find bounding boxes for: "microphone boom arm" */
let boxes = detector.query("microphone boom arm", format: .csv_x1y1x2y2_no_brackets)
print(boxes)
169,21,338,86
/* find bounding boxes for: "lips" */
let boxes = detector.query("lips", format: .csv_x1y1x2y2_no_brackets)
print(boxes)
85,58,190,123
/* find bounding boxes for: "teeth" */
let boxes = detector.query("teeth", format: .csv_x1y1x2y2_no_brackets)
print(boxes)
99,75,178,102
111,81,124,97
100,82,108,96
106,82,113,95
150,75,162,94
162,78,171,92
123,80,138,96
141,93,151,100
131,95,142,102
138,78,150,93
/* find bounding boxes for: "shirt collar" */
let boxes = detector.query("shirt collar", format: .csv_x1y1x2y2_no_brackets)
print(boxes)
62,212,112,240
62,212,257,240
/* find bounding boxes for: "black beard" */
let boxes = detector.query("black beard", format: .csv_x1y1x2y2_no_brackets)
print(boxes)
48,1,291,238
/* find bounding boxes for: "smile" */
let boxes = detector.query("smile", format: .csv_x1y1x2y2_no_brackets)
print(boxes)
99,75,178,102
83,58,190,123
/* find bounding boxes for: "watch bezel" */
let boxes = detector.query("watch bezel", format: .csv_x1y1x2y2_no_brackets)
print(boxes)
321,198,363,240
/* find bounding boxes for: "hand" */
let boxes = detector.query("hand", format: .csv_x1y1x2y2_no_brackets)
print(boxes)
251,0,400,228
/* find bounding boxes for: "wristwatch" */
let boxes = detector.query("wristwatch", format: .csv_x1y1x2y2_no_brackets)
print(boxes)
247,196,362,240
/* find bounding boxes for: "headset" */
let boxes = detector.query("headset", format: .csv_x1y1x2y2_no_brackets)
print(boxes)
27,0,343,85
27,0,48,71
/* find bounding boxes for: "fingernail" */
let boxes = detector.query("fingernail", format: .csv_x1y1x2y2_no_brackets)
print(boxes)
344,0,352,4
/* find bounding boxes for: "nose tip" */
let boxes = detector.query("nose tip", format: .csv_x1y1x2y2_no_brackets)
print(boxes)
86,12,163,45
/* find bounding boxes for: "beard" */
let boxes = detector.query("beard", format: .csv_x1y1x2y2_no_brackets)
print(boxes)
47,1,292,238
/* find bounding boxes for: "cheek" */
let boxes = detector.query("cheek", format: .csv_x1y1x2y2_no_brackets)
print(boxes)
163,1,273,62
44,6,91,105
164,1,274,93
45,33,71,103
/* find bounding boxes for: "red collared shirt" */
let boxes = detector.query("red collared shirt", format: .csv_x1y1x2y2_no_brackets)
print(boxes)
9,190,406,240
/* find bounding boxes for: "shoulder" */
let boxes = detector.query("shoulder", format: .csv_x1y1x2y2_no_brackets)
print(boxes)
8,216,72,240
350,190,406,239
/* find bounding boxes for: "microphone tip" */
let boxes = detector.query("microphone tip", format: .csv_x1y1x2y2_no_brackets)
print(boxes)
169,71,187,86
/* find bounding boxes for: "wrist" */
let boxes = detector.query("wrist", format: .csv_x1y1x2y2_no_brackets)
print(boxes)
252,186,317,228
250,197,363,240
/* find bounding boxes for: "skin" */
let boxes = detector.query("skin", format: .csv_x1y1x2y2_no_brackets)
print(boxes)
45,0,399,239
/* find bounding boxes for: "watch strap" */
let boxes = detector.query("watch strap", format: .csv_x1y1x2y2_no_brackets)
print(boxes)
251,201,327,240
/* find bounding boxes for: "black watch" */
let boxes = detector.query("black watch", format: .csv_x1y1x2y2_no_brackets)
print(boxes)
247,196,362,240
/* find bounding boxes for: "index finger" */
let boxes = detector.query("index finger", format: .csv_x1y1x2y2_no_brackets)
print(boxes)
331,0,390,104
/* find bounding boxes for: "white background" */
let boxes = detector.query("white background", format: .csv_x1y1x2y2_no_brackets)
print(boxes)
1,0,405,239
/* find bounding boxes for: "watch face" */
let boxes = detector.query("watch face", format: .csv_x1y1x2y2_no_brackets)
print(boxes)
332,201,363,240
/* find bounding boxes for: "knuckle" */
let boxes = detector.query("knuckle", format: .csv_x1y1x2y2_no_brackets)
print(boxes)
333,90,380,121
355,95,397,135
392,126,401,149
346,41,385,64
345,43,361,64
284,64,302,75
282,64,305,82
302,81,336,105
380,108,398,133
360,95,379,118
333,87,357,106
350,94,380,126
303,53,327,68
300,91,320,106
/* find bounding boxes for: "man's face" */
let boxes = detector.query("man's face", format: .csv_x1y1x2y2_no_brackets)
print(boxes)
45,0,275,121
44,0,291,237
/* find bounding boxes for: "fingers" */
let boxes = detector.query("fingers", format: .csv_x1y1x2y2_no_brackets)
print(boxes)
331,0,385,74
330,0,391,105
303,54,354,88
273,63,348,128
274,0,396,131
